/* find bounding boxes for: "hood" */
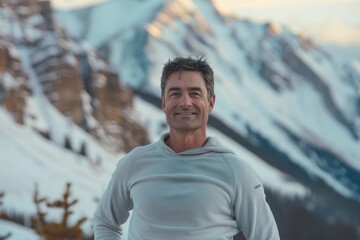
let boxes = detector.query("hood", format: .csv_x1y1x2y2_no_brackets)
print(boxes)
158,133,235,156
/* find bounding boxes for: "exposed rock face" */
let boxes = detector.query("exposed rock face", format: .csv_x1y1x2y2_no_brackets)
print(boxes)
81,52,149,152
0,0,149,153
31,37,86,126
0,38,29,124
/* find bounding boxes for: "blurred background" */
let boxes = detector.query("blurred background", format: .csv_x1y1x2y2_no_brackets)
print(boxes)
0,0,359,239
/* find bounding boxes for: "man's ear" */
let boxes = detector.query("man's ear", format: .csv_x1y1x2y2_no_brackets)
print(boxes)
209,95,216,112
161,96,166,112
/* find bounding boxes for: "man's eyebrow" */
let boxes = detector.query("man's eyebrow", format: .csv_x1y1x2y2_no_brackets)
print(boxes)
168,87,181,92
167,87,202,92
188,87,202,92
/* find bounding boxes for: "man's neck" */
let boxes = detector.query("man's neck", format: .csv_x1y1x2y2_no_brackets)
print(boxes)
166,130,208,153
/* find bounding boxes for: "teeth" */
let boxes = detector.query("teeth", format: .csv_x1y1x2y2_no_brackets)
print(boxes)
176,112,194,115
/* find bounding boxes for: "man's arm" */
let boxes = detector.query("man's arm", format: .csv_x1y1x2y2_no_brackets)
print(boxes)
232,160,280,240
93,157,133,239
93,216,123,239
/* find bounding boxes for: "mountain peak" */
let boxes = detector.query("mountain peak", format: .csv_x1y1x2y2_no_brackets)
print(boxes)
264,21,283,37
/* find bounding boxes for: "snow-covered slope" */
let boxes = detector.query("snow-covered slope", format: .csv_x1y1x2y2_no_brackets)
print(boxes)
0,220,38,240
0,107,120,233
0,1,143,237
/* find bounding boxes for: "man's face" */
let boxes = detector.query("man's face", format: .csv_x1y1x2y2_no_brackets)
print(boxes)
162,71,215,133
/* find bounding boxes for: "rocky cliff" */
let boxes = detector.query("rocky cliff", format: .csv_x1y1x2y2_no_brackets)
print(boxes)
0,0,148,154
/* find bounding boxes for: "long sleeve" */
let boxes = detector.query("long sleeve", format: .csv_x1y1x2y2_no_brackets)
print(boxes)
93,156,134,240
231,159,280,240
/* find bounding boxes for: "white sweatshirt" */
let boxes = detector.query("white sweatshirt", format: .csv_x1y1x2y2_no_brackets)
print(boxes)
93,134,280,240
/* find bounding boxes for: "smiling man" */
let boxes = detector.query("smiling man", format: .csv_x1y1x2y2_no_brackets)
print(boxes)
93,56,280,240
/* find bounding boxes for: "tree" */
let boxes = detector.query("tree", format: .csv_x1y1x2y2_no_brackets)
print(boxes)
32,183,87,240
0,192,12,240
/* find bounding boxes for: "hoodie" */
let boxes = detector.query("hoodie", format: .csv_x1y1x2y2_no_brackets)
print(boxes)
93,134,280,240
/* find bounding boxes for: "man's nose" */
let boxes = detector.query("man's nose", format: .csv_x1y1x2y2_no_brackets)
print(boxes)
179,93,192,108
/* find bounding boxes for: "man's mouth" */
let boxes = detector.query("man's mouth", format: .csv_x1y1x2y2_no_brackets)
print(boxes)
175,112,197,116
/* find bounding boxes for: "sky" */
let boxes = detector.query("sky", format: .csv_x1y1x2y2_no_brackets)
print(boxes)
213,0,360,45
51,0,106,9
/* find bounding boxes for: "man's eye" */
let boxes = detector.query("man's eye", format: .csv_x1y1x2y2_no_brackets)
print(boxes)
170,92,180,97
190,92,201,96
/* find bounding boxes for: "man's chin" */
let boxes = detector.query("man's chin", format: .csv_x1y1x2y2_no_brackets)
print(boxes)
171,124,202,132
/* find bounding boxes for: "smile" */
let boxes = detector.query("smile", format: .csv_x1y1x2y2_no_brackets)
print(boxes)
175,112,197,116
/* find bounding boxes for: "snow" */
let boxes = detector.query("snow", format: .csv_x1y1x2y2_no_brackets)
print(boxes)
0,108,120,234
0,6,44,44
353,60,360,73
1,72,19,89
296,48,359,121
0,220,39,240
133,97,168,142
55,0,166,47
0,4,136,236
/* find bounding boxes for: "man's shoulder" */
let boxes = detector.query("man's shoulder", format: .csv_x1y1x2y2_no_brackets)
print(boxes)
114,141,158,171
220,152,245,165
221,154,260,179
126,141,158,158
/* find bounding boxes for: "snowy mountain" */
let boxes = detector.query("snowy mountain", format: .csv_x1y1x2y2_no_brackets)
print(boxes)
0,0,146,238
0,0,359,239
54,0,360,238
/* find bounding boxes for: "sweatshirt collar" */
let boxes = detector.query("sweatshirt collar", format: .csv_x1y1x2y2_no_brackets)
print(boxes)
158,133,234,156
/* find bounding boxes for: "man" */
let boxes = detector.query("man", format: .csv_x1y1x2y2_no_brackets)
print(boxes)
93,56,280,240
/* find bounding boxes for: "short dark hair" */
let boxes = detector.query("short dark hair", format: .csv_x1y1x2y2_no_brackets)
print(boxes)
160,56,214,100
